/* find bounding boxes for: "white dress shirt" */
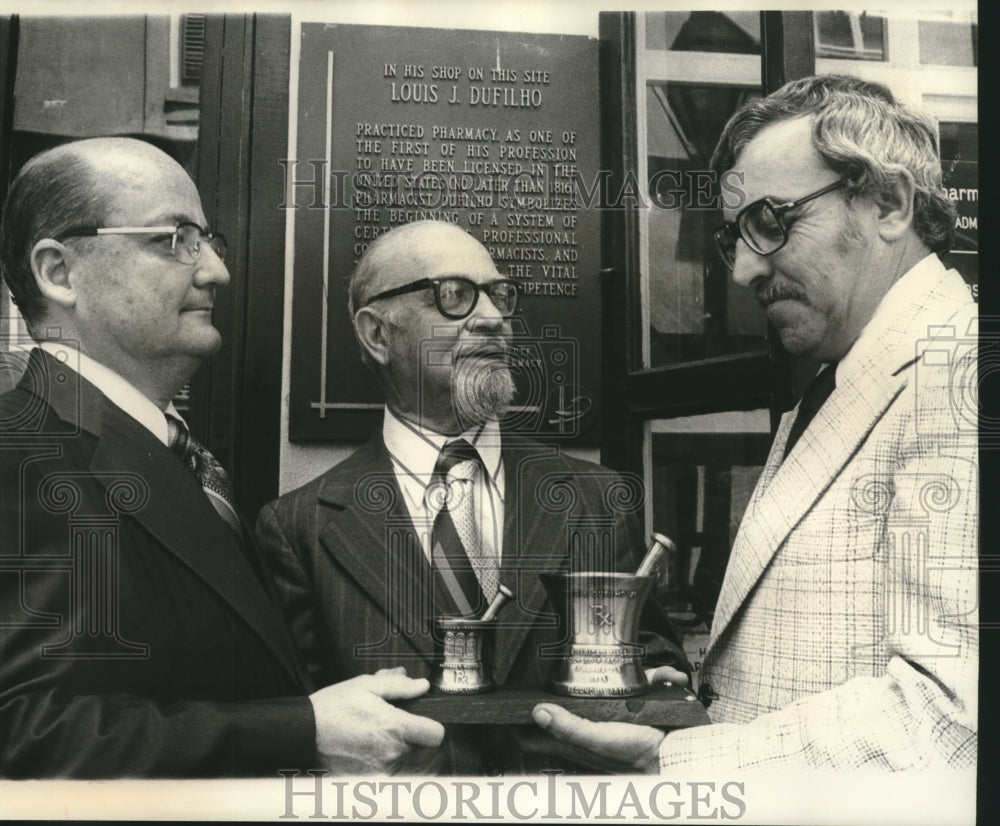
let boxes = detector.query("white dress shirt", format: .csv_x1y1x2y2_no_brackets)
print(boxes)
382,407,505,564
37,342,185,444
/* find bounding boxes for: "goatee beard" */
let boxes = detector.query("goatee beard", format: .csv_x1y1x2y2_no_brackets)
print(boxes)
452,352,516,428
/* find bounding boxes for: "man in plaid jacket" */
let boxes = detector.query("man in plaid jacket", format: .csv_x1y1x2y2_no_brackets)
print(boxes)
533,74,977,771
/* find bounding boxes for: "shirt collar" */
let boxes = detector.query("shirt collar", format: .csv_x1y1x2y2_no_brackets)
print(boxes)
837,253,946,381
37,342,178,446
383,407,504,492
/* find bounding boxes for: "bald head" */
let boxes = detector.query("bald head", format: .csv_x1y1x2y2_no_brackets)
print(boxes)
0,138,187,333
349,220,496,319
349,220,514,431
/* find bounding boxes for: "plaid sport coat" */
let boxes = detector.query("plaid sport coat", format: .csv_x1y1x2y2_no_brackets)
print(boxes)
660,255,978,770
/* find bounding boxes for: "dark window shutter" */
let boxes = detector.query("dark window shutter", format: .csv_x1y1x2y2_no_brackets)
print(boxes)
181,14,206,83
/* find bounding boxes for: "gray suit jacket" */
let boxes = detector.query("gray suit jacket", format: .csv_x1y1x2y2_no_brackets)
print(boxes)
257,433,687,773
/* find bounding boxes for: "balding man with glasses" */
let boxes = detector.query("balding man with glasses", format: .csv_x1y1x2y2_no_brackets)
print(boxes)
256,219,688,775
531,74,978,774
0,138,444,777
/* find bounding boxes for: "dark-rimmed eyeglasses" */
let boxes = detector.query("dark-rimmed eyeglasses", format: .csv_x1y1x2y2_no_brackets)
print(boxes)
363,277,519,320
57,222,227,264
713,178,850,269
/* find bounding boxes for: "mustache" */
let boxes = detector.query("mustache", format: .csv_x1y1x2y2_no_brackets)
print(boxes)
455,336,512,359
756,282,807,307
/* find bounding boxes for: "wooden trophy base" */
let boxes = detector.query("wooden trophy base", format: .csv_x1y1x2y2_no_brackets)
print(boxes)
397,683,710,728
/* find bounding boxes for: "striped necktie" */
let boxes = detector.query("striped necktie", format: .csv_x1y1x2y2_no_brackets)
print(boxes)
429,439,499,617
166,415,243,538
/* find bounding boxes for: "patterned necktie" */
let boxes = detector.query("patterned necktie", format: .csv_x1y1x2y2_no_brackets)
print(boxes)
429,439,499,617
783,362,838,460
166,415,243,538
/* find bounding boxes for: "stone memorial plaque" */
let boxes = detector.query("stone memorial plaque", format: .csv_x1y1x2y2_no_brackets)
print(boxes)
288,24,602,442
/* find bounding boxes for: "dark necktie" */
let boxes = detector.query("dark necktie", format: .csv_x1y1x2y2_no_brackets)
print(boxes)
783,362,838,460
429,439,498,617
166,415,243,538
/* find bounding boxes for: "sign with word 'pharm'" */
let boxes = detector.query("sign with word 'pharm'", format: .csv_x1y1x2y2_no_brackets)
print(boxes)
287,23,601,442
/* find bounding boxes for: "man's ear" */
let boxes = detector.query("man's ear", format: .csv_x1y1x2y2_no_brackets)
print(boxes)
353,306,392,367
30,239,78,309
874,169,917,243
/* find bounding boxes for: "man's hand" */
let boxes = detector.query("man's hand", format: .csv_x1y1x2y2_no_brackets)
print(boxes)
309,667,444,774
531,704,666,774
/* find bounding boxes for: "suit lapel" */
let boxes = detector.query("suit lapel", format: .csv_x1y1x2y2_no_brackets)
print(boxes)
315,438,584,675
36,350,305,686
747,411,794,499
315,441,438,662
493,441,575,682
708,361,906,647
706,263,976,657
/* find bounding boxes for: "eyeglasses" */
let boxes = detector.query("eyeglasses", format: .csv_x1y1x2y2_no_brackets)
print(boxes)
713,178,850,269
57,222,227,264
363,277,519,320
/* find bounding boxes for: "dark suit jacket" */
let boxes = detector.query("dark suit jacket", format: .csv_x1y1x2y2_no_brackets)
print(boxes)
256,431,687,773
0,349,314,778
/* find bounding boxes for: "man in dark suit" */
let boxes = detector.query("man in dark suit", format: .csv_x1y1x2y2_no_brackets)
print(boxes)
0,138,443,777
256,220,687,774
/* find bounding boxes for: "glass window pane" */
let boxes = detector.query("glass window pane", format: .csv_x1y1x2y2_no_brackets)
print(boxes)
939,121,978,294
650,410,772,675
815,11,887,61
645,11,760,54
919,13,977,66
645,83,767,366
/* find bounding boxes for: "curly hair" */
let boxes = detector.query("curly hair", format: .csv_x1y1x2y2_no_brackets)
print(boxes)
710,74,956,253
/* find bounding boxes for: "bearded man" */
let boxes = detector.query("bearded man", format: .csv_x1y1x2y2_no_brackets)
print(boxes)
256,220,687,775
